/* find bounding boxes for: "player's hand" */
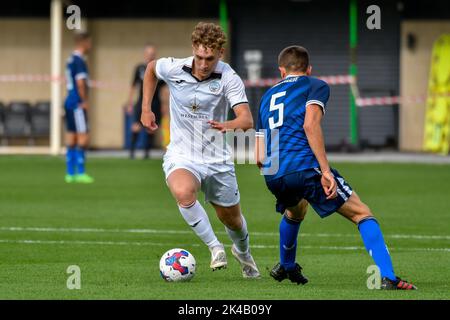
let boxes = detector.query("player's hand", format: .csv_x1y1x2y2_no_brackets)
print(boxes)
80,101,89,110
321,170,337,200
208,120,227,133
141,110,158,132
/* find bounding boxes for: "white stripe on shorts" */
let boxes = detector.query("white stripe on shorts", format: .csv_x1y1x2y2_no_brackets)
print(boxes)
74,108,87,133
336,185,348,201
337,176,352,197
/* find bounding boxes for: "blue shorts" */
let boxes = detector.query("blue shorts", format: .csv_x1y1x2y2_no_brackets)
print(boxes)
265,168,353,218
65,108,88,133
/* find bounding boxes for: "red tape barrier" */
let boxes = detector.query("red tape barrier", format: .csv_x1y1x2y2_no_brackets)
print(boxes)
1,73,440,107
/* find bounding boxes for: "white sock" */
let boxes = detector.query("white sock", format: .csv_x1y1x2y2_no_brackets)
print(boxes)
225,214,250,254
178,200,221,249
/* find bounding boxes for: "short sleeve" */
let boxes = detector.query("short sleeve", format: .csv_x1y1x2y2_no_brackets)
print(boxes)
224,73,248,109
155,57,173,81
306,80,330,114
74,57,88,80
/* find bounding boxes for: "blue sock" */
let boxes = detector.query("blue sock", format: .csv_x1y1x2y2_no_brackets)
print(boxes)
358,217,396,281
279,214,301,271
76,147,86,175
66,147,77,176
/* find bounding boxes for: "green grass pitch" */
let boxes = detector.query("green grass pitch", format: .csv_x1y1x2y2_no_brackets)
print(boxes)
0,156,449,299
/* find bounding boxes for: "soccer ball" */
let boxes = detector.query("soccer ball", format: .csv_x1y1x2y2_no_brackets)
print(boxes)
159,248,196,282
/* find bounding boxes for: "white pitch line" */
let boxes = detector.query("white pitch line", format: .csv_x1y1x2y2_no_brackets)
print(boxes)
0,239,449,253
0,226,449,241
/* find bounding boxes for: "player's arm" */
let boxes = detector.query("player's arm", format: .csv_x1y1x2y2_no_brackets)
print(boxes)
141,60,158,131
208,103,253,132
303,104,337,199
74,58,89,110
255,132,265,169
76,78,89,110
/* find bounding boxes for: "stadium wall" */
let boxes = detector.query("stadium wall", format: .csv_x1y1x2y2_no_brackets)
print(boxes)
400,20,450,152
230,0,401,150
0,18,216,149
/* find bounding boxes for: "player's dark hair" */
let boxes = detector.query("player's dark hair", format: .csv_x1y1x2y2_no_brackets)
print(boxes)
278,46,309,73
74,31,91,44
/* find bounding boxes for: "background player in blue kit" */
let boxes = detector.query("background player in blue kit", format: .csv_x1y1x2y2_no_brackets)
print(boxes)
255,46,417,290
64,32,94,183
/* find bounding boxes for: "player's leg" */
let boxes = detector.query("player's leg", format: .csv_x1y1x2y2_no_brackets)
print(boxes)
338,192,394,281
212,203,244,250
166,168,224,269
270,199,309,285
65,132,77,183
337,191,417,289
211,203,249,254
279,200,307,270
74,108,94,183
203,168,260,278
211,202,260,278
64,109,77,183
264,171,309,283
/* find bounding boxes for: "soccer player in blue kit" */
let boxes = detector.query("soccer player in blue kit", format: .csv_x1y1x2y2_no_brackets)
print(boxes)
64,32,94,183
255,46,416,290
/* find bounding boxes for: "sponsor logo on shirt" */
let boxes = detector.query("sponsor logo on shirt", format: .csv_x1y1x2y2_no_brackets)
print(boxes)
180,113,208,120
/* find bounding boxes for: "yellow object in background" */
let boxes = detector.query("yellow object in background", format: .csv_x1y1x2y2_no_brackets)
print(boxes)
161,115,170,149
423,34,450,154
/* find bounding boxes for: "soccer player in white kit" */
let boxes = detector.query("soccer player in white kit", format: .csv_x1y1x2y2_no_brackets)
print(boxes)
141,22,260,278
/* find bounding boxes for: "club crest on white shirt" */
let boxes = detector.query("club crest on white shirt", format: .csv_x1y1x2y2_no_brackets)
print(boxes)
209,80,220,93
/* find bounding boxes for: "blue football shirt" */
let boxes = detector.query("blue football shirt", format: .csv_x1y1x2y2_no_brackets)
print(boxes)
256,75,330,181
64,51,89,110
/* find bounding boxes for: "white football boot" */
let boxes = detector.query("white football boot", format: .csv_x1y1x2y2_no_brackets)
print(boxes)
209,244,227,271
231,244,261,279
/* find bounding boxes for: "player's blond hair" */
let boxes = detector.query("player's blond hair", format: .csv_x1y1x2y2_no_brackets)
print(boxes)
191,22,226,50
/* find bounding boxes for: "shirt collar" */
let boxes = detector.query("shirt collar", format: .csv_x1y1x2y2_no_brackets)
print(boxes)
182,56,222,82
285,74,305,78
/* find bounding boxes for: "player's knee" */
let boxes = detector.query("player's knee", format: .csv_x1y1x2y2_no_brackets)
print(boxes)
285,209,305,222
285,202,307,222
66,135,76,147
352,203,373,223
173,189,197,207
77,135,89,148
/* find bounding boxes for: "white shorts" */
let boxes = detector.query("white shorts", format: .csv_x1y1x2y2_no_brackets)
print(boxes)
162,154,240,207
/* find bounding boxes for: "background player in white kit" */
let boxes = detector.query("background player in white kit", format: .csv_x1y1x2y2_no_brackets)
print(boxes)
141,22,260,278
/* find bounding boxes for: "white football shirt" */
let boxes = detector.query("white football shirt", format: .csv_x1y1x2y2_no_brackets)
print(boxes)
155,56,248,164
